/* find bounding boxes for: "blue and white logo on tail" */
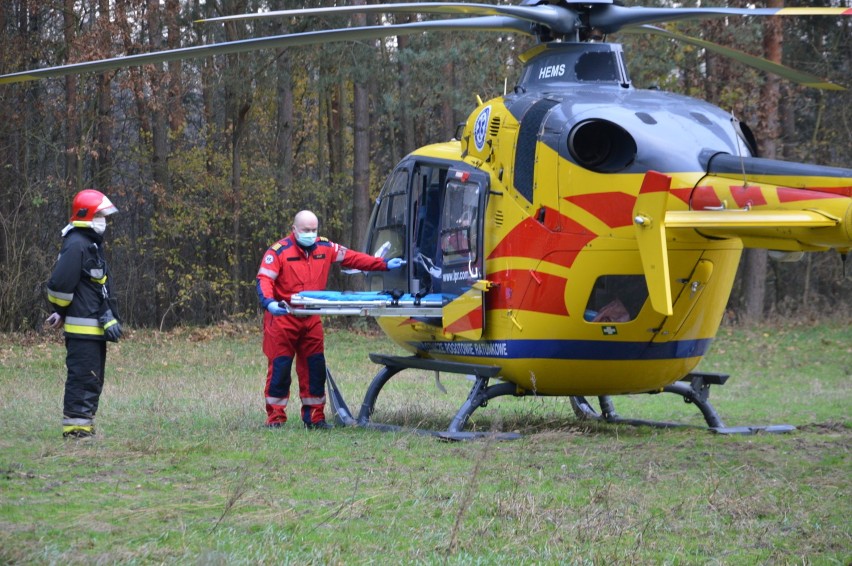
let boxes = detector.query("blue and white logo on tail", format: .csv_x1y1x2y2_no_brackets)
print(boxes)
473,106,491,152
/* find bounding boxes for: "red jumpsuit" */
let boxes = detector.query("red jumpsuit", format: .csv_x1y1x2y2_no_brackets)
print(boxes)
256,234,388,426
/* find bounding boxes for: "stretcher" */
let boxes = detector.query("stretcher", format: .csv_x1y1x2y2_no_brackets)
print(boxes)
286,290,449,317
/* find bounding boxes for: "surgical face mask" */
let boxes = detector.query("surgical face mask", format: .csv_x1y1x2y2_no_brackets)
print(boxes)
92,216,107,234
296,231,317,247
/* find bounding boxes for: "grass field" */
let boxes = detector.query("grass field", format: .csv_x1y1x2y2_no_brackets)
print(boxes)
1,320,849,564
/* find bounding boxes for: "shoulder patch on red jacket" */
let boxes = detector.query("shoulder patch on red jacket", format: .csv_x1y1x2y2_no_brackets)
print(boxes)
270,238,293,255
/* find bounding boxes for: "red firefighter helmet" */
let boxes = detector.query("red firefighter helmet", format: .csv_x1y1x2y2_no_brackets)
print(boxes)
70,189,118,224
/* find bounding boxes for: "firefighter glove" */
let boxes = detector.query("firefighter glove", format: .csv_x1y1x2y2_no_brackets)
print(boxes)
45,313,64,329
100,309,122,342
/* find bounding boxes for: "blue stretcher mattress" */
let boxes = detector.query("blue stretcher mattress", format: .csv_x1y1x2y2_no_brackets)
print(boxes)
295,291,449,307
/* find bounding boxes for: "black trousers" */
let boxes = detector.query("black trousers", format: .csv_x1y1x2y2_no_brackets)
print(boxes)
63,338,107,424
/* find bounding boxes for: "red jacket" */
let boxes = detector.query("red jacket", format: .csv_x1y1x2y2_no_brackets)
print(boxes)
256,234,387,307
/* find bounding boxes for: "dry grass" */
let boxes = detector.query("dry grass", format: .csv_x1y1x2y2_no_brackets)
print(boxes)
0,320,849,564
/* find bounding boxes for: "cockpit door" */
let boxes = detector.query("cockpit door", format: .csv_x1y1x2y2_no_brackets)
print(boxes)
438,168,489,339
364,161,490,338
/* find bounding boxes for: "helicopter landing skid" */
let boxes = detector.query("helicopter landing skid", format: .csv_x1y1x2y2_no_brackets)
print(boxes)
569,372,795,435
325,355,522,441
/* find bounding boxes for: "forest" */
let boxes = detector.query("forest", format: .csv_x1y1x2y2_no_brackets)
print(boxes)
0,0,849,332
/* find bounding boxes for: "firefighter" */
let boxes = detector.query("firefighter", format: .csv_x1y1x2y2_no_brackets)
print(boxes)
45,189,122,438
256,210,405,429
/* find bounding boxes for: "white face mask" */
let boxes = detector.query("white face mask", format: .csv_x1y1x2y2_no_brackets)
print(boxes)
296,231,317,247
92,216,107,234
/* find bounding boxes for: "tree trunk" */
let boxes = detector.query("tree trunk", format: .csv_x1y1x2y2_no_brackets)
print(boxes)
146,0,170,193
441,58,455,140
702,19,724,105
316,75,327,182
194,0,217,174
742,249,769,321
230,100,250,313
350,0,371,260
760,2,782,161
328,80,344,179
742,0,783,322
275,47,294,193
397,28,416,157
94,0,112,191
352,83,370,248
781,90,796,161
64,0,80,195
144,0,172,324
165,0,184,132
223,7,251,314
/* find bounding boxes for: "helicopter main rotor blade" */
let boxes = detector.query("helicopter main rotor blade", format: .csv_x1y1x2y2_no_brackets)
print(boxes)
592,5,850,34
198,2,580,34
0,16,530,85
624,25,846,91
200,3,851,38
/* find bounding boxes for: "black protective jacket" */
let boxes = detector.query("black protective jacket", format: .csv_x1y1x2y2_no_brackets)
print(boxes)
47,228,117,340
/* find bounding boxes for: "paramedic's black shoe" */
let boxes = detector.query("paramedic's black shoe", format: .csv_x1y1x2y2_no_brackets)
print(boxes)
305,420,333,430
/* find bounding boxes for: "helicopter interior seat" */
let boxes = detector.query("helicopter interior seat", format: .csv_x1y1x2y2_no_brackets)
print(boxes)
413,183,444,293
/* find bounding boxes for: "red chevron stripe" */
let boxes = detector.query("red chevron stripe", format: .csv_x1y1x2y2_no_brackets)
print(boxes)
670,187,692,206
487,269,569,316
691,186,723,210
488,209,596,263
777,186,850,203
730,184,768,208
444,305,482,334
638,171,671,194
566,192,635,228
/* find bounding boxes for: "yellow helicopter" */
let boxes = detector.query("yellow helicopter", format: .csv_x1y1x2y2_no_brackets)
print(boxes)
3,1,850,439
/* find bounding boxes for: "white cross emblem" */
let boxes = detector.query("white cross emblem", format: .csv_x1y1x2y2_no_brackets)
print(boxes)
473,106,491,152
602,326,617,336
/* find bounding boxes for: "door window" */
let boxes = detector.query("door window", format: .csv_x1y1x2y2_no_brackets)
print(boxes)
370,169,408,259
440,180,480,266
584,275,648,323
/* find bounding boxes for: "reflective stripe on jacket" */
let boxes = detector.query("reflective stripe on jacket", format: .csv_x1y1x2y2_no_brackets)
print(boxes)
47,228,116,340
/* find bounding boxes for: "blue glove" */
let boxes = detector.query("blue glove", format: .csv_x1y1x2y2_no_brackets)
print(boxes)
267,302,289,316
386,258,407,270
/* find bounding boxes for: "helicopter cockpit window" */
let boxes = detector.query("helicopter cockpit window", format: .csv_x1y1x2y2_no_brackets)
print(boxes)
371,169,408,259
584,275,648,323
575,52,618,82
440,180,479,264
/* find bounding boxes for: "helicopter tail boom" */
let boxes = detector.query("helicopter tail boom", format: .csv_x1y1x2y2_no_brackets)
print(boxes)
635,169,852,315
688,166,852,252
666,208,847,250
